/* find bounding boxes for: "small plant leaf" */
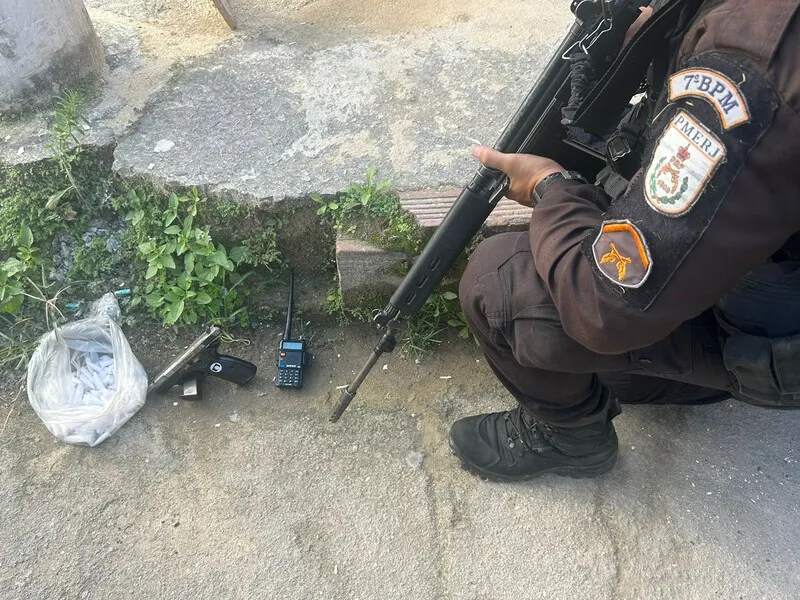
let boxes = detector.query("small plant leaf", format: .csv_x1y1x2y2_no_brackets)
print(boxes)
18,225,33,249
229,246,247,264
45,187,71,210
209,250,230,268
146,294,164,308
164,211,177,227
185,253,195,274
165,299,185,325
131,209,145,226
2,257,26,277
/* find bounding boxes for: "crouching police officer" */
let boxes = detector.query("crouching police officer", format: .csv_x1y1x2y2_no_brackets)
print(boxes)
451,0,800,481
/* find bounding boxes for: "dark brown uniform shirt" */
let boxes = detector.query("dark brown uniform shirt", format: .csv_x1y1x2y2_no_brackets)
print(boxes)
530,0,800,355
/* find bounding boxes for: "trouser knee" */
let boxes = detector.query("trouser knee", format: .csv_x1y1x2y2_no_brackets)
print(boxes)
458,233,524,331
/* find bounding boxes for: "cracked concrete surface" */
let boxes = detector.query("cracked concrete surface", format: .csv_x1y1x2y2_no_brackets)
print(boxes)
0,0,574,203
111,22,570,202
1,324,798,599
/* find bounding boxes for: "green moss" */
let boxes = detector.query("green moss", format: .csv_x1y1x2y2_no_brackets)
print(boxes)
0,146,117,256
239,223,282,270
67,234,130,298
210,198,244,220
0,162,66,252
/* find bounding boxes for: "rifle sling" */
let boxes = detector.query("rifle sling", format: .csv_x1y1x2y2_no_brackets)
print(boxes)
572,0,700,134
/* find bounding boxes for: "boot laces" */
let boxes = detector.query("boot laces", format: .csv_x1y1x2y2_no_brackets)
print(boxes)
503,406,547,453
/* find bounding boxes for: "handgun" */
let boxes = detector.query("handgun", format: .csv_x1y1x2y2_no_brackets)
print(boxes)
148,326,257,400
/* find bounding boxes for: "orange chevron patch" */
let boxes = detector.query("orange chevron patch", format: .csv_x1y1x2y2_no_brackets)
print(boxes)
592,221,652,288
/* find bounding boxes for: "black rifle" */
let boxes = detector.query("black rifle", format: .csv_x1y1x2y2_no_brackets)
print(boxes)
331,0,649,422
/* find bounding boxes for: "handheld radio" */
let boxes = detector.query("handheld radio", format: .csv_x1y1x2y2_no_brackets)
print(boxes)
276,269,310,388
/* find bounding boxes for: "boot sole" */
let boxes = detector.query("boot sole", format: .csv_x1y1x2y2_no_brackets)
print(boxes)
449,438,617,482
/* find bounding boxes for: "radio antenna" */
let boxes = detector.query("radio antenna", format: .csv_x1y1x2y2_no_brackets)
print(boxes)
284,269,295,341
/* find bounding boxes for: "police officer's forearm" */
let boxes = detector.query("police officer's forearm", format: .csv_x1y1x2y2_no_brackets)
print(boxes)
528,180,652,354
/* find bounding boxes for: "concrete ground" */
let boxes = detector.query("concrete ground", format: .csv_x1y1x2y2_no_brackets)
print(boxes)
1,1,799,598
1,323,798,599
3,0,572,200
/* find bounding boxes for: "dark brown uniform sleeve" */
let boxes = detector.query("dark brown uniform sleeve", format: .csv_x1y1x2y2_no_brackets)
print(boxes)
529,0,800,355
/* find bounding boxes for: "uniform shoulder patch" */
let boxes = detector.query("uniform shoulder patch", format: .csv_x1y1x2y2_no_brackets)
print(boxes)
669,69,750,130
644,111,726,217
583,52,779,311
592,221,653,288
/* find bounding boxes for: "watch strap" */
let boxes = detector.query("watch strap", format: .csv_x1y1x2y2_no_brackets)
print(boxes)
531,170,587,205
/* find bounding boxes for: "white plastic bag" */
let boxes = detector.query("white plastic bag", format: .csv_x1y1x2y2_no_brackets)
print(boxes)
26,315,148,446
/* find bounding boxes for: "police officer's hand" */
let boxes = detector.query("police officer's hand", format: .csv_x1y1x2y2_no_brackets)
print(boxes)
471,6,654,206
472,146,563,207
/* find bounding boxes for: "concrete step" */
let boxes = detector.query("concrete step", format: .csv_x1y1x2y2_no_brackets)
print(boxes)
336,235,407,309
336,188,532,309
1,0,566,318
107,11,570,202
398,188,533,231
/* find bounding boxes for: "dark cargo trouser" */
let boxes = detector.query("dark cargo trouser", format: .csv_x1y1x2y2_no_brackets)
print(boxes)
458,232,735,423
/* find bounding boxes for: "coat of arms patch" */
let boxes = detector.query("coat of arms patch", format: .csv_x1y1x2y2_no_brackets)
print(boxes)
644,111,727,217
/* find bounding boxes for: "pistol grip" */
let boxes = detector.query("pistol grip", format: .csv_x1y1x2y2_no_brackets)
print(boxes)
206,354,257,386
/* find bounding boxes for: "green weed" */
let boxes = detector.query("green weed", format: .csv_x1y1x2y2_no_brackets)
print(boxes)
239,223,282,270
211,199,244,220
313,167,423,255
44,90,90,209
120,187,253,328
0,163,67,252
401,291,469,358
0,225,72,367
0,225,39,316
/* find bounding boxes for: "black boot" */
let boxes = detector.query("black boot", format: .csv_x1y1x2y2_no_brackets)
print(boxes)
449,395,620,482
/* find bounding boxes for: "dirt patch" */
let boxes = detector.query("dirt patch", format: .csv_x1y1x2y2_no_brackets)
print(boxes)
240,0,572,50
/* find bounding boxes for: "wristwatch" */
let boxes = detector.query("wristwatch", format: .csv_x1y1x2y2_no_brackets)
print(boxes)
531,170,587,206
